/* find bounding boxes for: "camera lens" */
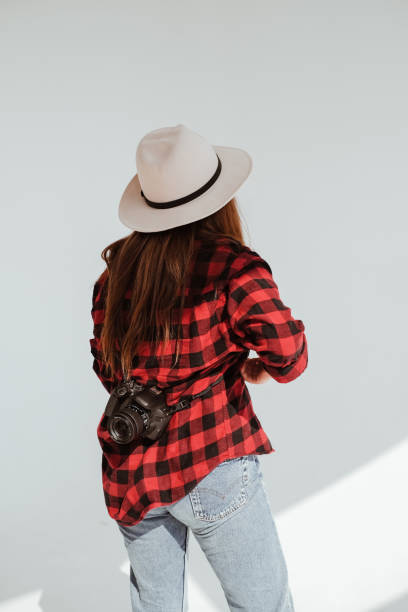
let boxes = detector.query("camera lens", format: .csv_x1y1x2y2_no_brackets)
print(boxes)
109,411,145,445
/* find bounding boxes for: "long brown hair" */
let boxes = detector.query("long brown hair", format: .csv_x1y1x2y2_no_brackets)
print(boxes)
96,196,248,380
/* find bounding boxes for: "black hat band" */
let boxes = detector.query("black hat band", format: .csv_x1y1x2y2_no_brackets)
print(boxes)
140,154,222,210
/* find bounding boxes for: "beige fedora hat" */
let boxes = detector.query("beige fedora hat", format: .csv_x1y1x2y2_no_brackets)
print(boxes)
118,123,253,232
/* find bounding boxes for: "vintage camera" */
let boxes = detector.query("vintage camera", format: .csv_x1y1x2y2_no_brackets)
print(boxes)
104,379,188,445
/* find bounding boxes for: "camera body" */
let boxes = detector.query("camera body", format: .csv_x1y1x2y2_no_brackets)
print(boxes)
104,379,177,445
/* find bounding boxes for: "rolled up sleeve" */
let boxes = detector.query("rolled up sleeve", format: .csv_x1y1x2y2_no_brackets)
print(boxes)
226,249,308,383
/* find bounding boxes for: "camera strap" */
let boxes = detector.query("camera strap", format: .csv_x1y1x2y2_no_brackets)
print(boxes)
165,373,225,415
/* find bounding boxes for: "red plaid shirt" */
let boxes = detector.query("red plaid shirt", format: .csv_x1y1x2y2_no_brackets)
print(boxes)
90,237,308,525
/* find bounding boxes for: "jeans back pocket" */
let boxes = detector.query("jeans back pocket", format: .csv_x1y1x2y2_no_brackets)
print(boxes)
189,456,250,521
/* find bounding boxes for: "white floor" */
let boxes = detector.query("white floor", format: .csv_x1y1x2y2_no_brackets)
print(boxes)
2,439,407,612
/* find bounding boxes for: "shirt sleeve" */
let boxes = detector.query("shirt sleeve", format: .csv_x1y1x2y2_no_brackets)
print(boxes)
89,272,116,394
226,247,308,383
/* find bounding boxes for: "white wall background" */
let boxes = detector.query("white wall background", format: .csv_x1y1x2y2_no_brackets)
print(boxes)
1,1,407,611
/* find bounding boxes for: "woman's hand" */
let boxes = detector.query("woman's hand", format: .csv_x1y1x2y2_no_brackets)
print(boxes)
240,358,272,384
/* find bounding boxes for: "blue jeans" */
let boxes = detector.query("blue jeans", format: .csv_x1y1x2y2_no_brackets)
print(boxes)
115,454,295,612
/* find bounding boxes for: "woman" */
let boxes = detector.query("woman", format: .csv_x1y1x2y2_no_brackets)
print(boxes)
90,124,308,612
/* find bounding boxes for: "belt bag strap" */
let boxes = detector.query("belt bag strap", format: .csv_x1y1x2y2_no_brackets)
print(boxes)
166,374,224,415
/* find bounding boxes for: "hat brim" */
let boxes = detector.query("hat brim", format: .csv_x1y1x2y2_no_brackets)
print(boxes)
118,145,252,232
